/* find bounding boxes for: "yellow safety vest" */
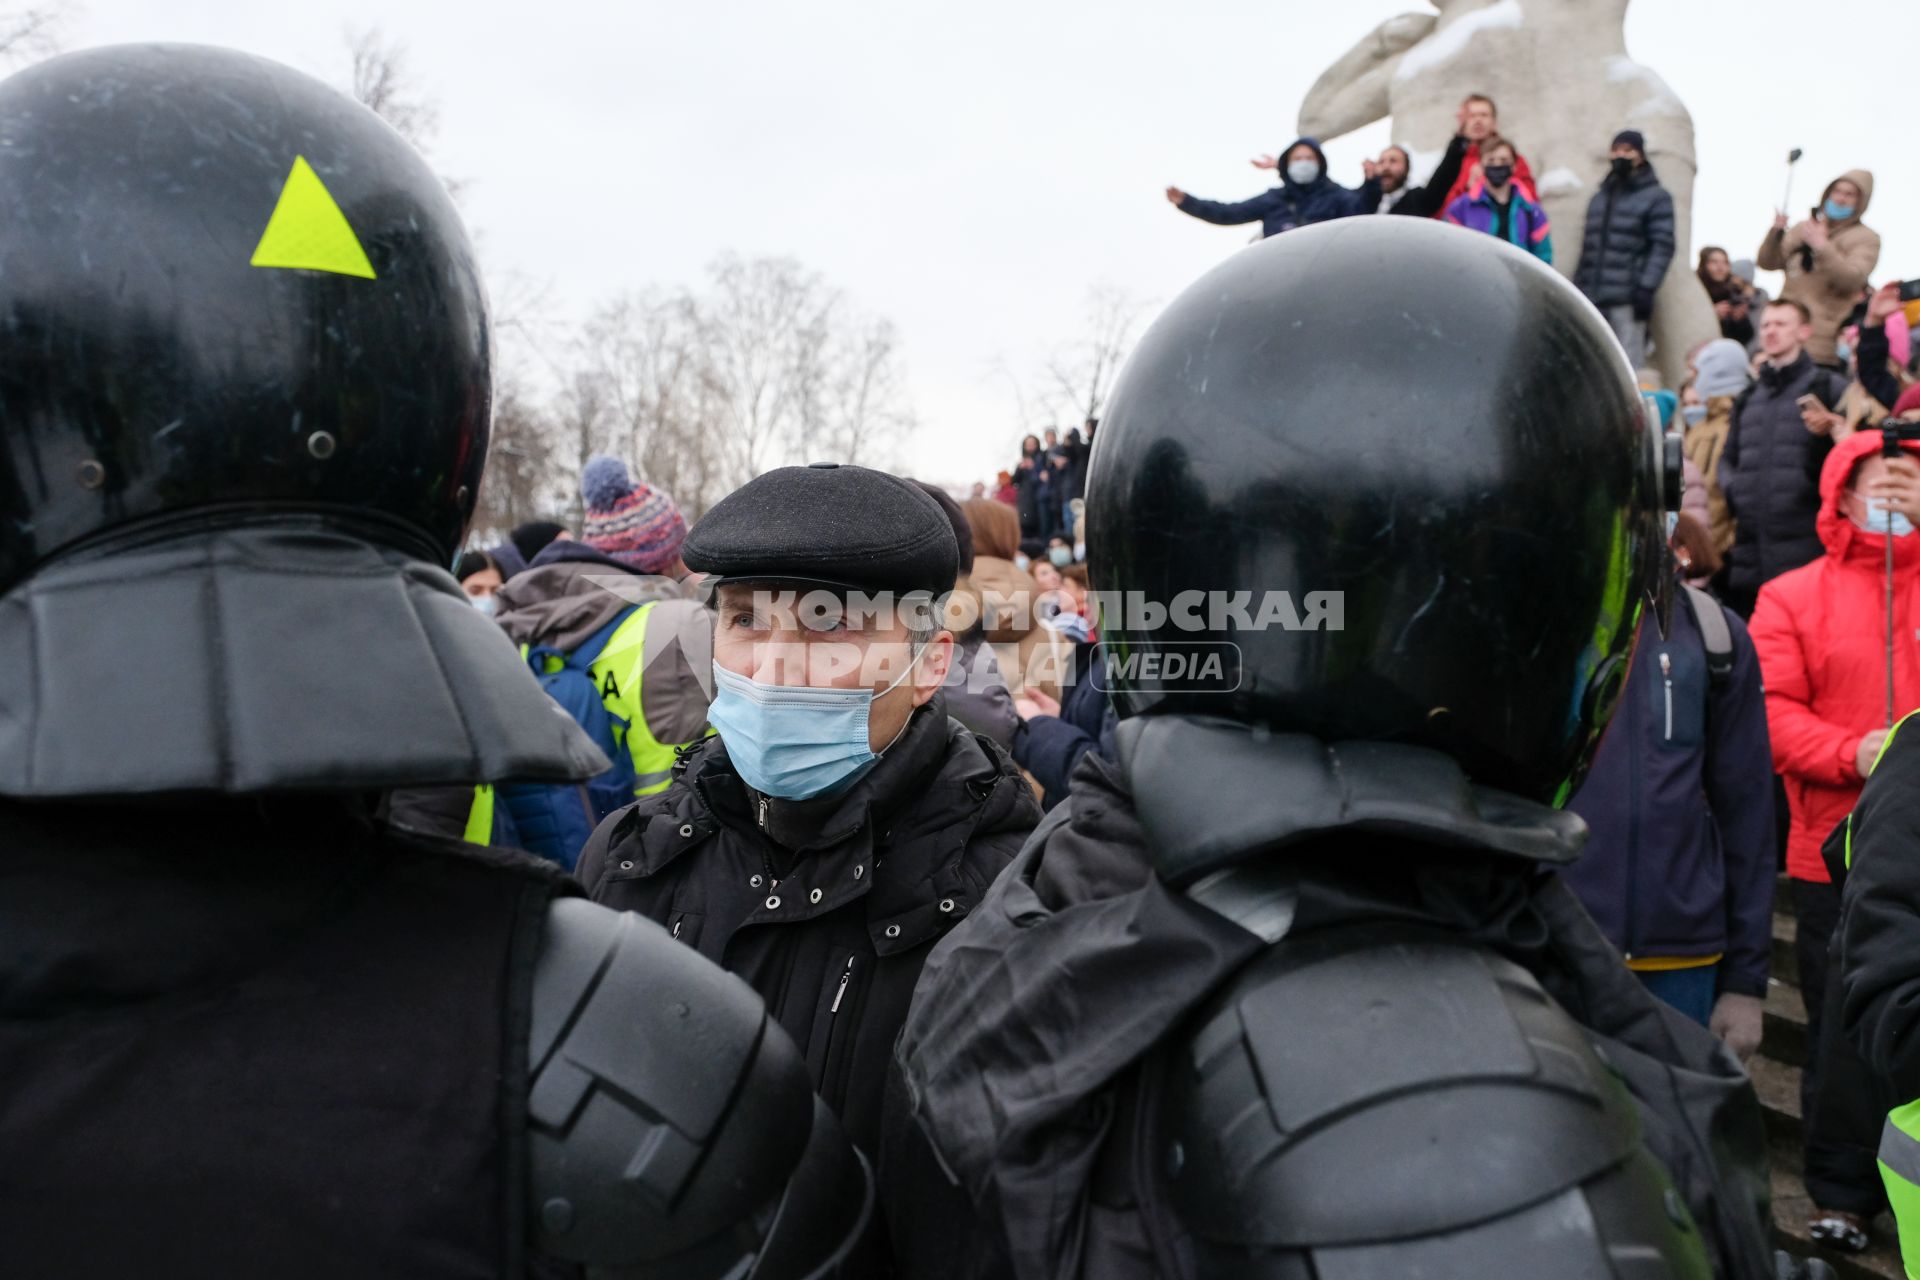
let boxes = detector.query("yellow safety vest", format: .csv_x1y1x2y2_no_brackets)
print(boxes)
1842,712,1920,1275
465,602,703,844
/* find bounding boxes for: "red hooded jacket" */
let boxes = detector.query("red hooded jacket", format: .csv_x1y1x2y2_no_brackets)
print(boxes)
1750,428,1920,881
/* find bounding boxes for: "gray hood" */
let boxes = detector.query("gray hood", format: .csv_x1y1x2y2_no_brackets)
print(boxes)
0,525,609,798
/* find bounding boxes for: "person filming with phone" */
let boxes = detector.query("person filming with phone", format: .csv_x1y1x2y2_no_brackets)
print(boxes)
1760,168,1881,370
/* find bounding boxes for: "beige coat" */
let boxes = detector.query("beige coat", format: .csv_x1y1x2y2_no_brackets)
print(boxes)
1684,394,1737,557
1758,169,1880,366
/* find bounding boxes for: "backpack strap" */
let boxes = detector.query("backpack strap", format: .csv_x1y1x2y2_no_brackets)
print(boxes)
1683,585,1733,688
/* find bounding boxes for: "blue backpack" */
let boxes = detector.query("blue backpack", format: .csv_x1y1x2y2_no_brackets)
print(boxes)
497,608,638,870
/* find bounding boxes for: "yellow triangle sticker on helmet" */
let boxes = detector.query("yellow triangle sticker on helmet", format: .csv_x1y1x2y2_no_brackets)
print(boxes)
249,155,376,280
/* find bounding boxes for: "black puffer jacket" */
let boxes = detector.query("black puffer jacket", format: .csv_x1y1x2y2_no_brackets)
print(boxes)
1719,351,1845,594
576,697,1039,1163
1572,162,1677,309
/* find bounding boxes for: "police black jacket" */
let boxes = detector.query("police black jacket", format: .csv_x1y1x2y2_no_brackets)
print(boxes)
886,726,1775,1280
577,696,1040,1158
1840,717,1920,1101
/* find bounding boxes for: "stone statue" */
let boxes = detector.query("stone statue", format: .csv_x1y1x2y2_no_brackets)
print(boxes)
1300,0,1717,388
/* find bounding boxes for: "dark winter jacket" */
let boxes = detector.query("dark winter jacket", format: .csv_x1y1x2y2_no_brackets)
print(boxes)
945,633,1020,749
1562,599,1775,996
887,724,1774,1280
576,697,1039,1163
1573,161,1677,310
0,795,574,1278
1840,712,1920,1101
1010,638,1115,808
1383,133,1468,219
1719,351,1846,594
1176,137,1380,239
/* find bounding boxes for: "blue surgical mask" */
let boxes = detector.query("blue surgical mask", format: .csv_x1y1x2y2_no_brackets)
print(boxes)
1824,200,1856,222
1048,546,1073,567
1835,339,1853,366
470,594,497,616
1863,499,1916,538
708,648,926,800
1013,553,1031,571
1286,159,1321,185
1681,404,1707,427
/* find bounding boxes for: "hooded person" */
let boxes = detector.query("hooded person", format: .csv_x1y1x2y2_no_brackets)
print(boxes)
1759,168,1881,368
885,217,1778,1280
1165,136,1380,239
472,455,714,868
0,43,868,1279
573,463,1042,1274
1750,426,1920,1246
1688,337,1755,560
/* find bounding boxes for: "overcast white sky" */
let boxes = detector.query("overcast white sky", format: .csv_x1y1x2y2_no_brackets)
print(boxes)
66,0,1915,489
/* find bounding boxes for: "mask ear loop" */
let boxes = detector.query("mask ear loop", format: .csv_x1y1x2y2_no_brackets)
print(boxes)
874,639,932,757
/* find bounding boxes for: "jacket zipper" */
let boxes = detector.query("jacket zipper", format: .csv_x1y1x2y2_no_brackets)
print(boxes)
671,917,682,939
830,956,855,1014
1660,652,1673,741
1624,663,1641,960
757,796,769,830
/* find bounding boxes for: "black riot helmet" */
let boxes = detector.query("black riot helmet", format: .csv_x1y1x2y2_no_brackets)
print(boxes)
0,43,490,592
1088,217,1662,804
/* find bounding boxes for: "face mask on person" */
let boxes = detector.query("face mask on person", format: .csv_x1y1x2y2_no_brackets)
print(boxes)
1073,541,1086,561
1286,159,1321,185
1824,199,1856,222
1048,546,1073,567
1681,404,1707,427
470,594,497,616
1610,156,1632,179
707,646,928,800
1861,498,1916,538
1483,163,1514,188
1013,553,1031,571
1835,338,1853,366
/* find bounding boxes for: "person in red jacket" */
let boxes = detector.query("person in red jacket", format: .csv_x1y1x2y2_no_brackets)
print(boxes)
1751,422,1920,1246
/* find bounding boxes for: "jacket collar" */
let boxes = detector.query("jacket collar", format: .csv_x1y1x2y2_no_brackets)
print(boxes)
0,525,608,798
1759,350,1813,390
1116,716,1586,886
629,698,1032,955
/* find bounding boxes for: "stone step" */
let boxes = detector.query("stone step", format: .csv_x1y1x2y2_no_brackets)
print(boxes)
1767,978,1811,1069
1776,910,1800,986
1755,1049,1806,1153
1772,1165,1905,1280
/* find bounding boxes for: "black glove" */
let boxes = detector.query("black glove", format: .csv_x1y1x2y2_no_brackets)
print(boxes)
1632,286,1656,321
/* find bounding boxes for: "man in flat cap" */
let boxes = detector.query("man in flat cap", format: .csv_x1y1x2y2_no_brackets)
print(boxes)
576,464,1040,1220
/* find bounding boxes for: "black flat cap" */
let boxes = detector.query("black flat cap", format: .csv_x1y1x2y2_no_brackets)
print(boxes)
684,463,960,597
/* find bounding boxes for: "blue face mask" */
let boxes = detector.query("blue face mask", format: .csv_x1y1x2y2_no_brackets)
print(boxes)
1835,339,1853,366
1863,499,1916,538
708,648,926,800
1681,404,1707,427
470,593,497,616
1824,199,1856,222
1048,546,1073,567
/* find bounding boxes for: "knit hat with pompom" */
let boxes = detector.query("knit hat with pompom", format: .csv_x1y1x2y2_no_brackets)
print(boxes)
579,455,687,574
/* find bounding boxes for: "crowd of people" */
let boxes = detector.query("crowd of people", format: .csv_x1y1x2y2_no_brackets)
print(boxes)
11,37,1920,1280
1163,84,1920,1261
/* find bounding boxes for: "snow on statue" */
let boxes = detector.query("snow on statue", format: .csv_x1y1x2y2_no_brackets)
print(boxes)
1301,0,1716,389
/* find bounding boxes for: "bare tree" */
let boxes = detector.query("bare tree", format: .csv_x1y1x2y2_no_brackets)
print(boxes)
0,4,64,66
1040,285,1149,428
344,27,439,151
